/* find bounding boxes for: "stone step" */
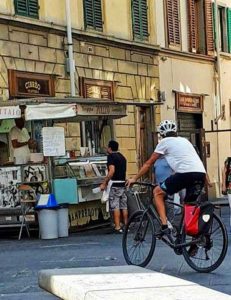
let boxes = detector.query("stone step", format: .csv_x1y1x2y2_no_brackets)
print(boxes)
38,265,230,300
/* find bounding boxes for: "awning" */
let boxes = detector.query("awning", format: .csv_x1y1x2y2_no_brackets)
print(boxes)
25,101,127,121
0,105,21,120
25,103,76,121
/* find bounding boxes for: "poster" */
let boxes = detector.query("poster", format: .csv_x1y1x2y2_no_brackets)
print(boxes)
42,127,65,156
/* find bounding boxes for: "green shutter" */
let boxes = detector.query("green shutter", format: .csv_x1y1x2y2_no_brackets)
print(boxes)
93,0,103,30
132,0,149,40
14,0,38,18
227,8,231,53
28,0,39,18
14,0,27,16
84,0,103,31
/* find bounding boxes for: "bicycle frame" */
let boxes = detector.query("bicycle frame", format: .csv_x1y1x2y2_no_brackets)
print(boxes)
131,182,202,250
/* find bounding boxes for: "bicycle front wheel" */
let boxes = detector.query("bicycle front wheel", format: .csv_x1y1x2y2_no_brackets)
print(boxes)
182,213,228,273
122,210,156,267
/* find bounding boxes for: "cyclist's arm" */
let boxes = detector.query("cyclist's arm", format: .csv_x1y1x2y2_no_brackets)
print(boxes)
128,152,160,184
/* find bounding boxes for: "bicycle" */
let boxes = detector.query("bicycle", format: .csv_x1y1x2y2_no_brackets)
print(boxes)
122,182,228,273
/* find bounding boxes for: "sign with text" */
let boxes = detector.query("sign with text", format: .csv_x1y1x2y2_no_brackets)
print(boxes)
9,70,55,98
176,93,203,113
42,127,65,157
0,106,21,120
76,103,126,116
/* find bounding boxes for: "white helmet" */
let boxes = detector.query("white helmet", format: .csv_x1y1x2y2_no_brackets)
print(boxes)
158,120,177,136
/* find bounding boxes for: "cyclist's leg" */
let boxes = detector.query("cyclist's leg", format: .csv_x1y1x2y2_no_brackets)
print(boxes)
153,186,167,225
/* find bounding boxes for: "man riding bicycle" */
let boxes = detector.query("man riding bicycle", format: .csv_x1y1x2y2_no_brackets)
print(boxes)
127,120,207,235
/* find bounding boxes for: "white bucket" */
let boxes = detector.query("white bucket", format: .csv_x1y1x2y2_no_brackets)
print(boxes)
58,207,69,237
38,209,58,239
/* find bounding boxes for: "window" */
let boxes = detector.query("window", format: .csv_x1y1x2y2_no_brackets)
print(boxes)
217,6,228,52
131,0,149,40
188,0,214,55
83,0,103,31
166,0,181,47
213,5,231,53
14,0,39,19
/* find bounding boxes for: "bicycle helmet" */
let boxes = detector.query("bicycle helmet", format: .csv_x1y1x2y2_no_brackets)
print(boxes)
158,120,177,136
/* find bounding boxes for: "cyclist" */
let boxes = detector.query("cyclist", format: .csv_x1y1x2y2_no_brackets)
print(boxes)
126,120,207,235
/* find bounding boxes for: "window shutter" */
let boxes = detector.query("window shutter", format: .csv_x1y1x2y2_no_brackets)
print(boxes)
14,0,27,16
93,0,103,30
227,8,231,53
204,0,214,54
84,0,102,31
28,0,38,18
187,0,197,52
132,0,149,40
14,0,38,18
166,0,180,46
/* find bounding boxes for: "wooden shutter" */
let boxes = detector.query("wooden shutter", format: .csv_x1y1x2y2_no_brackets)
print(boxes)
204,0,214,55
93,0,103,30
166,0,180,46
84,0,103,31
227,8,231,53
14,0,38,18
187,0,197,52
14,0,27,16
28,0,39,18
132,0,149,40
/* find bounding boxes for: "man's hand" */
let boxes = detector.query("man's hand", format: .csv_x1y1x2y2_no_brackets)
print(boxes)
100,182,107,191
126,178,136,187
28,139,37,149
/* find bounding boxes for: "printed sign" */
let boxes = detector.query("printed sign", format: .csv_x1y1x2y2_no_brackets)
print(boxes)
176,94,203,113
0,106,21,120
42,127,65,157
76,104,126,116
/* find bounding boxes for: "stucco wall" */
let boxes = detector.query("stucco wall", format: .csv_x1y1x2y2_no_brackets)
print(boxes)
158,56,223,195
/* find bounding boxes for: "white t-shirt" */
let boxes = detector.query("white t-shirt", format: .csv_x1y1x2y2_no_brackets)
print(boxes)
9,126,30,164
154,136,206,174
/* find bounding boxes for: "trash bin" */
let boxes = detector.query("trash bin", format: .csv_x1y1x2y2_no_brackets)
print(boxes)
58,203,69,238
36,194,59,240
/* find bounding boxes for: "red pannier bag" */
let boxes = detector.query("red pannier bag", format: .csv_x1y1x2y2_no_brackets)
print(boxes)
184,202,214,236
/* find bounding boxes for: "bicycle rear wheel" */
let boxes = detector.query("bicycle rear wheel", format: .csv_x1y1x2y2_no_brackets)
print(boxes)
182,213,228,273
122,210,156,267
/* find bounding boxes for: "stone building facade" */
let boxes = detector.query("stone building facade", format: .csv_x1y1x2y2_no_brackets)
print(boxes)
0,0,160,176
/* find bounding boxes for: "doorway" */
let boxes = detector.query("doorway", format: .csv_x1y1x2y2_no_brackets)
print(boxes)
177,112,206,167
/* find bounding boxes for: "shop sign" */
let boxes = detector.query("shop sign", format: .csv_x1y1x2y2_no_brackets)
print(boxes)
9,70,55,98
76,103,126,116
80,77,114,100
69,201,109,227
176,93,203,113
85,84,112,100
0,106,21,120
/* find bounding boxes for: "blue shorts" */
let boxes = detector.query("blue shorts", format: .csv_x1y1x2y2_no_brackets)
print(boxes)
159,172,205,196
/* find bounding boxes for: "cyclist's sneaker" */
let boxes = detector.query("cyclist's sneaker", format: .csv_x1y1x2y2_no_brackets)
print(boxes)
187,244,199,257
155,226,172,239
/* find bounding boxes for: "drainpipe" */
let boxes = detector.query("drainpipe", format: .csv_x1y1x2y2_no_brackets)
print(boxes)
65,0,75,97
65,0,86,146
214,0,222,193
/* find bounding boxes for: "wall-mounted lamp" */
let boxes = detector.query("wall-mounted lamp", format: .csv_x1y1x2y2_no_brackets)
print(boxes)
160,56,168,62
